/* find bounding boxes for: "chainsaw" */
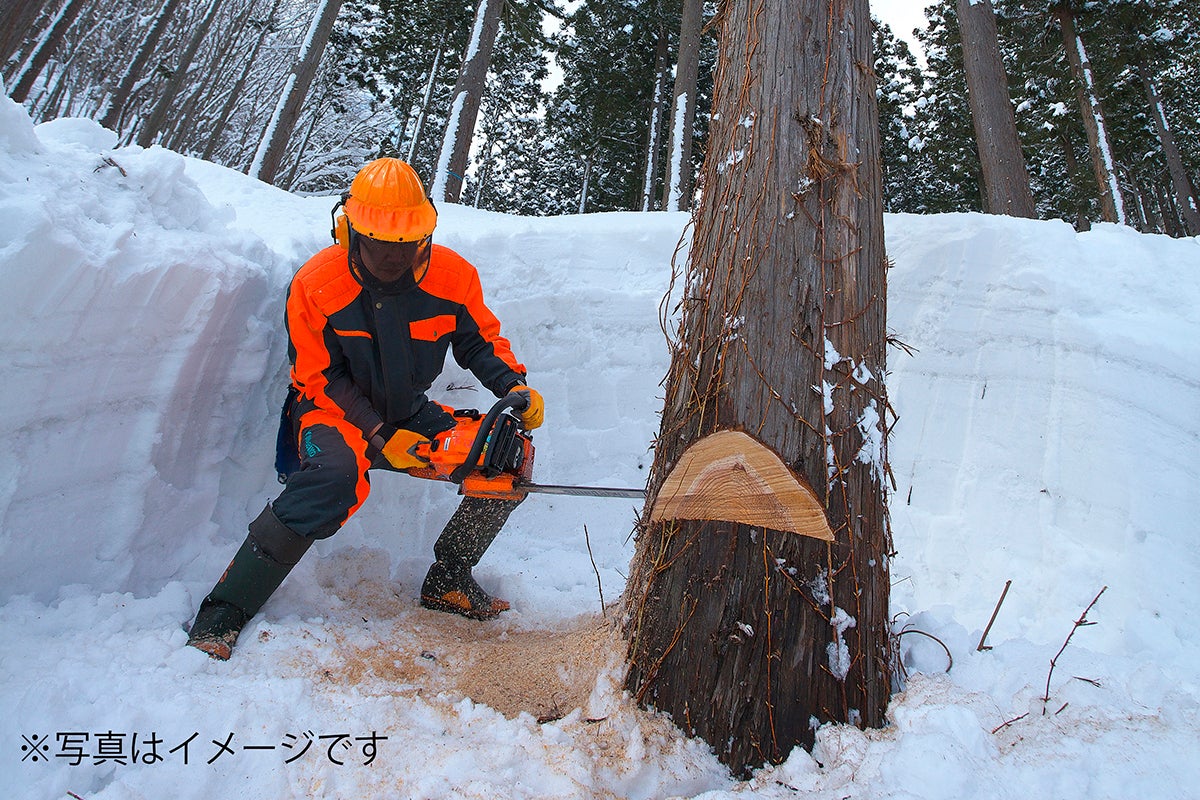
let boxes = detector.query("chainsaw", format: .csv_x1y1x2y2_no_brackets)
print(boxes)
404,391,646,502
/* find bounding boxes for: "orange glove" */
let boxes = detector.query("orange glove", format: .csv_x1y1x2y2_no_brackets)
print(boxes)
511,385,544,430
378,427,431,470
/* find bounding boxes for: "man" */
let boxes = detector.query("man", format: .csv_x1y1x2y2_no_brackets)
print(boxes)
186,158,543,660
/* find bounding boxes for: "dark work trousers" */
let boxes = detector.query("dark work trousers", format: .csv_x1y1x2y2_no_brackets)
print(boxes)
272,405,523,568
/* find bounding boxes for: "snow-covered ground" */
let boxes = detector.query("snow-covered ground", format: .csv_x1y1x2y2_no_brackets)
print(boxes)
2,93,1198,799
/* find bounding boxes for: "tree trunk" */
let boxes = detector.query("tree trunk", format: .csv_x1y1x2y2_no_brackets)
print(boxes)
97,0,187,133
406,46,443,164
431,0,505,203
1053,3,1126,225
577,149,594,214
249,0,345,185
199,0,280,162
956,0,1035,218
8,0,85,104
661,0,703,211
0,0,50,72
1136,60,1200,236
640,28,670,212
1155,180,1184,238
136,0,225,147
624,0,892,779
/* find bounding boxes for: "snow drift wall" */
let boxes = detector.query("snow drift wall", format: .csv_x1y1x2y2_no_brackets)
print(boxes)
0,98,294,602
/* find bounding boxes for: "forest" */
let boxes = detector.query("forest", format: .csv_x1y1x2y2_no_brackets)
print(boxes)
2,0,1197,235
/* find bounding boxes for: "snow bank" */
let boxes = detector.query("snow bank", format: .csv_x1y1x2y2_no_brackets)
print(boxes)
3,94,1200,799
0,98,299,601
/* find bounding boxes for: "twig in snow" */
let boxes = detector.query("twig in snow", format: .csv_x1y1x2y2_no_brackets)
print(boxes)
94,156,127,176
991,712,1028,734
584,525,606,618
1042,586,1107,714
898,627,953,673
977,579,1013,651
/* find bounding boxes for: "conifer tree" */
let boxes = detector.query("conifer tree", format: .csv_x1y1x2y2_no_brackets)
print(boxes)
625,0,891,777
546,0,671,212
908,0,984,213
956,0,1036,217
874,19,931,213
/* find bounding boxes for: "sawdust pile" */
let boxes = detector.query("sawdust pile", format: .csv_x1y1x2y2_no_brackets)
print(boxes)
323,608,626,722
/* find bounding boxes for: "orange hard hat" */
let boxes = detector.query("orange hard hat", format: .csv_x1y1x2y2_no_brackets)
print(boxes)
343,158,437,242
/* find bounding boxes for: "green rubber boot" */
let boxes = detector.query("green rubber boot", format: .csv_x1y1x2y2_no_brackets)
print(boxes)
187,505,313,660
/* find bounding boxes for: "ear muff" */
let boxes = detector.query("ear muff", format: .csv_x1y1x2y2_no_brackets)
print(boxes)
330,192,351,249
334,213,350,249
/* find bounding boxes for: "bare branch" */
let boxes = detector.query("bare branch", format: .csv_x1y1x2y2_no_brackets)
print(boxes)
1042,586,1107,714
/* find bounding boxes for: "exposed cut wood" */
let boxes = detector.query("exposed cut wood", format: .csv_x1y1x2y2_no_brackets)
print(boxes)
649,430,834,541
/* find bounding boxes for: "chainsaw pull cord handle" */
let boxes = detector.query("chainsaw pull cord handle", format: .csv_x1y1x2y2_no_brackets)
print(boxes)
448,390,529,484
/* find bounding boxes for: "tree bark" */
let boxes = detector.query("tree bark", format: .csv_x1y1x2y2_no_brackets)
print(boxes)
432,0,505,203
661,0,703,211
956,0,1035,218
8,0,85,104
1053,2,1126,225
406,46,443,164
249,0,345,185
624,0,892,778
0,0,50,73
199,0,280,162
1136,59,1200,236
97,0,187,133
640,28,670,212
136,0,225,147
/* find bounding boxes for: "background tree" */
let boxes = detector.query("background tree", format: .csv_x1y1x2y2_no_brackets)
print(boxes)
249,0,346,185
956,0,1036,217
431,0,506,202
0,0,52,72
661,0,703,211
97,0,186,134
874,19,934,214
135,0,226,147
1049,0,1127,224
906,1,985,213
623,0,892,778
461,1,553,213
545,0,671,212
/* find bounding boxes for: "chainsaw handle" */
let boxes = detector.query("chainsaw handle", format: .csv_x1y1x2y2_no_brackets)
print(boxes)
448,391,528,484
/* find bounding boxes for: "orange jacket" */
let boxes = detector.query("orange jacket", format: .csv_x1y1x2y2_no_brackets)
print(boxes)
285,243,526,437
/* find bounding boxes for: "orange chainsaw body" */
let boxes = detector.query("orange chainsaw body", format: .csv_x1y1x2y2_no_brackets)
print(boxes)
406,409,534,501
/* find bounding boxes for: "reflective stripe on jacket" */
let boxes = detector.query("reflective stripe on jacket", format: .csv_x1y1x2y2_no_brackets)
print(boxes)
285,243,526,437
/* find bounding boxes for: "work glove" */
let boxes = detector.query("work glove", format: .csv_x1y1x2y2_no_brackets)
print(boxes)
511,385,544,430
376,425,432,470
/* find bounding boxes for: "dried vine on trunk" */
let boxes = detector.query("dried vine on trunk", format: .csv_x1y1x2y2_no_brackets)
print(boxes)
623,0,894,778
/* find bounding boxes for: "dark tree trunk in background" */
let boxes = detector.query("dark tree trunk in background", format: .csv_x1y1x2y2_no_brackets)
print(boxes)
432,0,505,203
98,0,187,133
250,0,345,185
198,0,281,161
661,0,703,211
136,0,226,147
8,0,86,104
1053,2,1126,225
1136,59,1200,236
0,0,50,72
624,0,893,778
640,28,670,211
957,0,1036,218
